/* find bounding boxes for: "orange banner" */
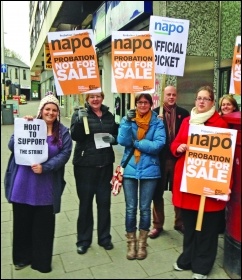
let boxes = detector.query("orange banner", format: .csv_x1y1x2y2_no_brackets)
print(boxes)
180,125,237,201
229,36,241,95
47,30,101,95
111,31,155,94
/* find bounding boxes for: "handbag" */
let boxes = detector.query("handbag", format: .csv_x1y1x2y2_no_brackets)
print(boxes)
4,152,15,200
110,148,134,196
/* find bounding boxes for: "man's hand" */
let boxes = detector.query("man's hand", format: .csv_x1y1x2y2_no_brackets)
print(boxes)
126,109,136,121
102,134,115,144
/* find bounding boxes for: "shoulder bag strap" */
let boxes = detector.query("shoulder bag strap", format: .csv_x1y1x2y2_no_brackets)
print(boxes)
122,147,135,168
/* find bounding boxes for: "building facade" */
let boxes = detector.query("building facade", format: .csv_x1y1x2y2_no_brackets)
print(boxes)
4,56,31,100
29,1,241,119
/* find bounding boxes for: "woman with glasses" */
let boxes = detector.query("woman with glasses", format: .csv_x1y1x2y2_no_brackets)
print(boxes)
117,93,166,260
70,92,119,255
170,86,229,279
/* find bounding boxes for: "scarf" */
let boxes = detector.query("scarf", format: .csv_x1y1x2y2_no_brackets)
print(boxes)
133,109,152,163
163,103,177,143
189,106,216,125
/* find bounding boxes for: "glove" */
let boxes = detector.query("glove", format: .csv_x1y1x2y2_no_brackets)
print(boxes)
102,134,115,144
126,109,136,121
78,107,88,121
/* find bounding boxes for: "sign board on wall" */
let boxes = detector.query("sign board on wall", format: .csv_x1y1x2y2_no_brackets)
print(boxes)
44,43,52,70
93,1,153,45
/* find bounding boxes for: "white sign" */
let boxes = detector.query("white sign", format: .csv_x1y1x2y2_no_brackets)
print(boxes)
94,133,110,149
149,16,190,76
14,118,48,165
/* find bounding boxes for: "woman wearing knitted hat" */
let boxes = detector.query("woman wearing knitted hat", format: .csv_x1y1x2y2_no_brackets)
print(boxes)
4,92,72,273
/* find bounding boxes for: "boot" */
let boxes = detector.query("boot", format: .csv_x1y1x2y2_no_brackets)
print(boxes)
136,230,149,260
126,232,137,260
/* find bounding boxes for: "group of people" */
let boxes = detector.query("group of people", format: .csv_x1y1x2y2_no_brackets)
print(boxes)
4,87,239,278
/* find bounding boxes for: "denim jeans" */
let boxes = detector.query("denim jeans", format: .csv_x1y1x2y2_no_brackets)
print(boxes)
123,178,158,232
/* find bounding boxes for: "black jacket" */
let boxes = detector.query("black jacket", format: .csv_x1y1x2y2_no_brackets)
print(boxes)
70,104,119,167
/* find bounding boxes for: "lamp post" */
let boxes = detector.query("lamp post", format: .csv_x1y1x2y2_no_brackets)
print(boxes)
1,1,6,103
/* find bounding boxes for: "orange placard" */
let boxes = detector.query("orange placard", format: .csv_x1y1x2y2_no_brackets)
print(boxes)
229,36,241,95
111,31,155,94
180,125,237,201
48,30,101,96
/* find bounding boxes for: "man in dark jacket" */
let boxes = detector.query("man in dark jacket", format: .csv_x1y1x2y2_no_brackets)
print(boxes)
149,85,190,238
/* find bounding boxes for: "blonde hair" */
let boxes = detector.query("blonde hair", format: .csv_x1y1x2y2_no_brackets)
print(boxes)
218,94,239,115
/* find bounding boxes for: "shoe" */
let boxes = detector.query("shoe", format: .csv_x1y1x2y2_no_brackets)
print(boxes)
148,228,163,239
192,273,207,279
14,263,30,270
174,225,185,234
100,241,114,250
77,245,89,254
173,262,183,271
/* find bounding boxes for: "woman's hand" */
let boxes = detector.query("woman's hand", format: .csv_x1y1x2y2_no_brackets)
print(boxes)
176,144,188,154
31,164,43,174
157,114,163,120
24,115,34,120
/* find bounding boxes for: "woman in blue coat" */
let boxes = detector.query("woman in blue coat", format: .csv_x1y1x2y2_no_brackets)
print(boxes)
118,93,166,260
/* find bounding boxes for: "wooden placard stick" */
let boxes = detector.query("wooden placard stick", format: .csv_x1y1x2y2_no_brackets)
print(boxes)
80,94,90,135
195,195,206,231
159,75,166,115
130,93,135,109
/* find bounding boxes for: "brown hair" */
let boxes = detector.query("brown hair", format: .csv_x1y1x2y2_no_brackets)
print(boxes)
196,86,215,101
218,94,239,114
135,93,153,106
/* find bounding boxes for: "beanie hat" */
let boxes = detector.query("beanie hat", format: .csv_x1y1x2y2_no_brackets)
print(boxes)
37,92,60,118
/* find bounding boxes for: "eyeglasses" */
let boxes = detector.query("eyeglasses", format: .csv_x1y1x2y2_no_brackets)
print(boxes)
195,97,212,102
137,101,150,105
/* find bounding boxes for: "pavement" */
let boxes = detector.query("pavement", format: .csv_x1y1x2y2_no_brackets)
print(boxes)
1,101,231,279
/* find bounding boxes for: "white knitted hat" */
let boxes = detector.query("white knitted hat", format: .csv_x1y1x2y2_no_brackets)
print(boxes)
37,92,60,118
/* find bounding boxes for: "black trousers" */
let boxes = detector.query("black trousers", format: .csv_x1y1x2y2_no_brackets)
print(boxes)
177,209,224,275
12,203,55,273
74,165,113,247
